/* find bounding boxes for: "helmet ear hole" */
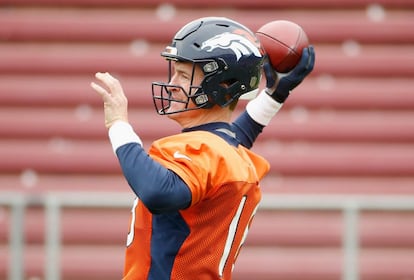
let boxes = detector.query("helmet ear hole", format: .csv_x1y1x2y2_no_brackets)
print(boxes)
221,78,238,89
220,79,243,102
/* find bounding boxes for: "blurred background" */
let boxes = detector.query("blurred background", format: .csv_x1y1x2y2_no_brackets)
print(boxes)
1,0,414,279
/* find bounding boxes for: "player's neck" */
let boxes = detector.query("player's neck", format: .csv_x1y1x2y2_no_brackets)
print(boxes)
168,106,232,129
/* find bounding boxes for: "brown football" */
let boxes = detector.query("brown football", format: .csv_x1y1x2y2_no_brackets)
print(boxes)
256,20,309,73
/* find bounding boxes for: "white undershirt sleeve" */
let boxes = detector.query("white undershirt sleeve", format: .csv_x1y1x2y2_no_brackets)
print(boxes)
246,89,283,126
108,121,143,154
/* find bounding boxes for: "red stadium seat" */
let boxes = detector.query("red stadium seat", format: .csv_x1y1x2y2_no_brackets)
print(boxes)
4,0,414,9
1,9,413,44
1,43,414,77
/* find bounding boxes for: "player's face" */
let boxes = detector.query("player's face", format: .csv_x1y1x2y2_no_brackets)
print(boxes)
165,61,204,115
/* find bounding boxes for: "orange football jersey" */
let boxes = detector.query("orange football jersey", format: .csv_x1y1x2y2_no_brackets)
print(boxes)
122,130,270,280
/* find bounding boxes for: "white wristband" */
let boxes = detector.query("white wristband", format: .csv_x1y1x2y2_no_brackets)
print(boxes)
108,121,143,154
246,89,283,126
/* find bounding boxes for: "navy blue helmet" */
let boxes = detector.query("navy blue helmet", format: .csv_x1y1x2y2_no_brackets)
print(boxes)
152,17,265,115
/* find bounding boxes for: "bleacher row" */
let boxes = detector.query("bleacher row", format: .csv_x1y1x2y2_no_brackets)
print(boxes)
1,0,414,279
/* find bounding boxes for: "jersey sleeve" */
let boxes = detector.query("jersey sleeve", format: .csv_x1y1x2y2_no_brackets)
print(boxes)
148,136,211,206
232,110,264,149
148,132,270,206
108,122,192,213
232,91,283,148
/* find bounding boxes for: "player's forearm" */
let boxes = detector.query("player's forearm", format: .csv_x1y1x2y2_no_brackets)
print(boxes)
231,112,263,149
233,90,283,148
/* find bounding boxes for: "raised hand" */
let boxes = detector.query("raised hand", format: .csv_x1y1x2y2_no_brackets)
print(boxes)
264,45,315,103
91,72,129,129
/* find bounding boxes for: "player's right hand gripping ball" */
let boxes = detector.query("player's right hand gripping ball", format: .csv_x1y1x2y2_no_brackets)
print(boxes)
256,20,315,103
256,20,309,73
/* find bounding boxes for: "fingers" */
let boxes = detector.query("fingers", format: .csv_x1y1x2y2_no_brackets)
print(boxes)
95,72,120,91
263,56,277,90
291,45,315,76
90,72,125,99
90,80,109,100
306,45,315,72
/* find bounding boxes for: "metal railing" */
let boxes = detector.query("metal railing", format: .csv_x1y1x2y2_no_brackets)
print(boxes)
0,193,26,280
2,192,414,280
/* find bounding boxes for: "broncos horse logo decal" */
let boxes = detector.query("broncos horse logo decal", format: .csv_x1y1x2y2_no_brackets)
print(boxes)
201,32,262,61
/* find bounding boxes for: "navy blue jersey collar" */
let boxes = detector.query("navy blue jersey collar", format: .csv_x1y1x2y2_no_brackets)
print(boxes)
182,122,240,147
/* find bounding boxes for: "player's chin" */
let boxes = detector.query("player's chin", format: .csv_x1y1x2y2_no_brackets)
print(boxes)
166,105,198,124
165,103,184,118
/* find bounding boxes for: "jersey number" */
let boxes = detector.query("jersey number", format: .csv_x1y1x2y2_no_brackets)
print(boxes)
126,197,139,247
218,196,258,277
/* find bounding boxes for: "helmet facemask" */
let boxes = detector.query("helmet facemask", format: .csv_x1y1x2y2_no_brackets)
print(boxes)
152,59,213,115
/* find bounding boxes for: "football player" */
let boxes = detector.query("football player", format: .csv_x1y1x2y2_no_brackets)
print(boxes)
91,17,314,280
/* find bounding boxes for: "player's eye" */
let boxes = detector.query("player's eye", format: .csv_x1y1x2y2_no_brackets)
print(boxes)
180,71,192,82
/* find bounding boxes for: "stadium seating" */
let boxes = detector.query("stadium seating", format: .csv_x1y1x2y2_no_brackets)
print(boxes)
1,0,414,279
